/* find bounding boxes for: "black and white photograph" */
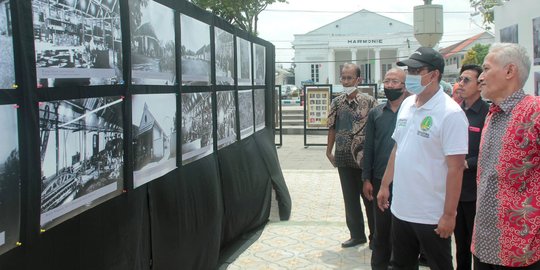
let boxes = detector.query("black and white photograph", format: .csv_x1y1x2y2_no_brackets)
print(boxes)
181,14,210,85
217,91,237,149
237,37,251,86
132,94,177,188
32,0,123,88
500,24,518,43
129,0,175,85
254,43,266,85
533,17,540,65
0,105,20,256
39,97,124,229
181,92,213,165
214,27,234,85
238,89,254,139
0,0,15,89
254,89,265,131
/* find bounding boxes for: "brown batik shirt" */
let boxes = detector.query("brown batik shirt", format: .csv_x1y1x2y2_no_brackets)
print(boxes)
327,91,377,169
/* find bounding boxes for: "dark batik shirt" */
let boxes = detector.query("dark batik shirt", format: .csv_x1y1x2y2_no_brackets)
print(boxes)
472,89,540,267
327,91,377,168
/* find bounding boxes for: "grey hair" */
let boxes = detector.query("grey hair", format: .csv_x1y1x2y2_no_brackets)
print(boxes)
488,43,531,88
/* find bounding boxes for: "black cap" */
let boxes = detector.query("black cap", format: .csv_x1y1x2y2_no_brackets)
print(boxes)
397,47,445,74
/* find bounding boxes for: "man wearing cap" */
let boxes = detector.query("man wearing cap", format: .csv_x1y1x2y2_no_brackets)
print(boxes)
377,47,469,270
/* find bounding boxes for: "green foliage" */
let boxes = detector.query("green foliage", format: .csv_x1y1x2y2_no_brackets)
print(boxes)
462,44,490,65
191,0,287,35
469,0,497,30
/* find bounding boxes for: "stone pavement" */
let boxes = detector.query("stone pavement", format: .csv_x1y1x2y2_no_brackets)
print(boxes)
224,134,439,269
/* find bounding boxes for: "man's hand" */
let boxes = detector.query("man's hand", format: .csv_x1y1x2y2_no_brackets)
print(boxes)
434,213,456,238
326,152,336,167
363,180,373,201
376,185,390,212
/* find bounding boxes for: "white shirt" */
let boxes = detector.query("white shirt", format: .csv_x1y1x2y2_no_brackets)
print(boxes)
391,88,469,224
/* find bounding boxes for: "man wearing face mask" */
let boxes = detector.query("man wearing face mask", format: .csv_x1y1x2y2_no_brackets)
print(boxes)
376,47,469,270
327,63,377,248
362,68,408,269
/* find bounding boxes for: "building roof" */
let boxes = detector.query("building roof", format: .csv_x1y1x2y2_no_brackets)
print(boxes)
304,9,412,36
440,32,494,59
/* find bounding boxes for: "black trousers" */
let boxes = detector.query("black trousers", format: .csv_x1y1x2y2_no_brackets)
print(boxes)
391,215,453,270
474,256,540,270
337,167,374,240
371,178,393,270
455,201,476,270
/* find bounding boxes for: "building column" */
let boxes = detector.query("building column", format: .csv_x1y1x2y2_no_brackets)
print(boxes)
350,49,357,65
328,49,335,85
374,48,381,84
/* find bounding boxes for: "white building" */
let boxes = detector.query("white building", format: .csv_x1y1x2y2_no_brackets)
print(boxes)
292,9,420,89
493,0,540,95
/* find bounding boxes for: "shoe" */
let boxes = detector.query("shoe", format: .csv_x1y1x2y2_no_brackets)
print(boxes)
341,238,367,248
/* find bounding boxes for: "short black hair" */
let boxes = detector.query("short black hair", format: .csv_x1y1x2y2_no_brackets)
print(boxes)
460,64,483,78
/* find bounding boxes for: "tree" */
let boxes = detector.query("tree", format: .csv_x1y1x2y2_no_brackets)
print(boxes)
191,0,287,35
462,44,490,65
469,0,501,29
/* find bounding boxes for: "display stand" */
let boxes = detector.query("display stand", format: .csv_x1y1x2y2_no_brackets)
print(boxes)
303,84,332,147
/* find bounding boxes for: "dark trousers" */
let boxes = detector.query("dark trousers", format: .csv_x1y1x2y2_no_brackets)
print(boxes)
371,178,393,270
391,215,453,270
455,201,476,270
474,256,540,270
337,167,374,240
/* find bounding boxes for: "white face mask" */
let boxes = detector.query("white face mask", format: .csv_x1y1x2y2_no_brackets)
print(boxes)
343,86,357,95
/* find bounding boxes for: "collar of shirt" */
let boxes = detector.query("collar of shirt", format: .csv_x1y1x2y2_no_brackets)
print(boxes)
498,89,526,113
384,99,401,112
415,86,444,110
342,90,361,105
461,97,485,113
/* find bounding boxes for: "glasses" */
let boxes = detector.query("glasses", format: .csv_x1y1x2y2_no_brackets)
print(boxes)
457,76,475,85
340,76,357,81
382,79,403,85
407,67,429,75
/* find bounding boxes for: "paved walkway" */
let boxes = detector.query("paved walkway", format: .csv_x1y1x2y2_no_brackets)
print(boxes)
226,135,373,269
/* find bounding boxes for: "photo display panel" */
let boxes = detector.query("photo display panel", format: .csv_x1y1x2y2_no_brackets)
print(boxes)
132,94,177,188
238,89,254,139
500,24,518,43
306,86,330,128
236,37,251,86
39,96,124,229
181,92,213,165
254,89,265,131
0,0,16,89
129,0,176,85
214,27,234,85
216,90,237,149
32,0,124,88
253,43,266,85
180,14,211,86
0,105,20,255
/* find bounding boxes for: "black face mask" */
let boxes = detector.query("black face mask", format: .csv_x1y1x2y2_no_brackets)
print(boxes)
384,88,404,101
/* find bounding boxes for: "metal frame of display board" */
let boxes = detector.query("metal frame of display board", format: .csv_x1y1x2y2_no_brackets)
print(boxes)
303,84,333,147
274,85,283,147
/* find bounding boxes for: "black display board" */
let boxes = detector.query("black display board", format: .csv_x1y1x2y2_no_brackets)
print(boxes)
0,0,290,269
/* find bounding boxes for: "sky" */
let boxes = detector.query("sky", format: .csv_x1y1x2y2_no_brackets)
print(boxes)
257,0,490,67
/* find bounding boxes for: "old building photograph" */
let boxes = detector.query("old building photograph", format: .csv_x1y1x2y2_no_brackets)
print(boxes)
181,92,213,165
217,91,237,149
254,89,265,131
129,0,175,85
0,0,15,89
254,44,266,85
237,37,252,86
132,94,177,188
215,27,234,85
181,14,211,85
238,90,253,139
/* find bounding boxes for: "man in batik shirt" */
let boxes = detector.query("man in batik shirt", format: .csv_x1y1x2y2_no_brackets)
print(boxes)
473,43,540,269
326,63,377,248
